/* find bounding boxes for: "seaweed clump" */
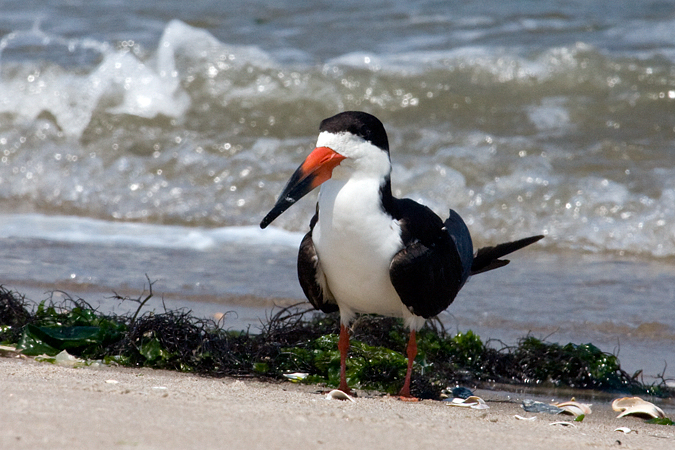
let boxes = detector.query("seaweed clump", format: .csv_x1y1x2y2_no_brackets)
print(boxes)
0,284,673,400
0,287,32,343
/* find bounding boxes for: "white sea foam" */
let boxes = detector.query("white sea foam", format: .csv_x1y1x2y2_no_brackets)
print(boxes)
0,26,189,137
325,46,550,80
526,97,571,133
0,20,277,137
0,214,303,250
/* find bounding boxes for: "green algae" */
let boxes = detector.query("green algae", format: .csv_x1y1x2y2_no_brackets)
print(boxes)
646,417,674,426
278,334,409,394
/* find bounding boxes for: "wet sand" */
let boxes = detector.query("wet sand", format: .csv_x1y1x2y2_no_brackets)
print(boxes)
1,356,673,450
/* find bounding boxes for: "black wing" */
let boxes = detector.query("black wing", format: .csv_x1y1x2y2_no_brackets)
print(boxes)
388,201,471,319
296,211,339,313
444,209,474,282
470,235,544,275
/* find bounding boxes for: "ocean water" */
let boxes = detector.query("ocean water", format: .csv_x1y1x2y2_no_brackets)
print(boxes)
0,1,674,380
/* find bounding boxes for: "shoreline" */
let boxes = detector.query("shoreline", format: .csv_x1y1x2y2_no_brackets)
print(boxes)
2,356,673,449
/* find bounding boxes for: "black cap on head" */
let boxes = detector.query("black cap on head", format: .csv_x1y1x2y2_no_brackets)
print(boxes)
319,111,389,152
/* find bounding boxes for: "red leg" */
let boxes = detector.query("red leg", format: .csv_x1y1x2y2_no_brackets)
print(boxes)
337,324,353,395
398,329,417,398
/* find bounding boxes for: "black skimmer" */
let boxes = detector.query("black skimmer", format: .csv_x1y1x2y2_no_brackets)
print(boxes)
260,111,543,398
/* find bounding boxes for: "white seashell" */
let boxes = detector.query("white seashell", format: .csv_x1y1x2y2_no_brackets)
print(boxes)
611,397,665,419
514,415,537,421
105,379,119,384
614,427,636,434
447,396,489,410
325,389,355,402
549,421,576,427
552,400,592,417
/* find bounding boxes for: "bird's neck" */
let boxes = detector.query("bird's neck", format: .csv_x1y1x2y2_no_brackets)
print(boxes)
317,175,392,231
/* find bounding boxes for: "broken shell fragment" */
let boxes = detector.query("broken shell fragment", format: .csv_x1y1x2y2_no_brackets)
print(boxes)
283,372,309,382
611,397,665,419
549,421,576,427
325,389,355,402
0,345,20,356
514,415,537,421
552,399,593,417
447,396,489,410
614,427,636,434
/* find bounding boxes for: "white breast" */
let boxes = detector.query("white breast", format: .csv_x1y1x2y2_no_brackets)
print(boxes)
312,176,406,324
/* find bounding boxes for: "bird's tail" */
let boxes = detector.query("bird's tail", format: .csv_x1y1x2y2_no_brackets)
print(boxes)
470,235,544,275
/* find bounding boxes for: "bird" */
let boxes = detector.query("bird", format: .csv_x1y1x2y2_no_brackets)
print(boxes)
260,111,544,398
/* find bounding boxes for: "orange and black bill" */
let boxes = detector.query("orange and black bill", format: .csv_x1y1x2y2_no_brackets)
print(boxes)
260,146,345,228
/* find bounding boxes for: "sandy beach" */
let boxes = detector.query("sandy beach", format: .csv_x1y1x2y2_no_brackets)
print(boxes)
1,355,673,450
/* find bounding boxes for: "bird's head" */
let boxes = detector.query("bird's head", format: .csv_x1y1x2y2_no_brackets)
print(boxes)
260,111,390,228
